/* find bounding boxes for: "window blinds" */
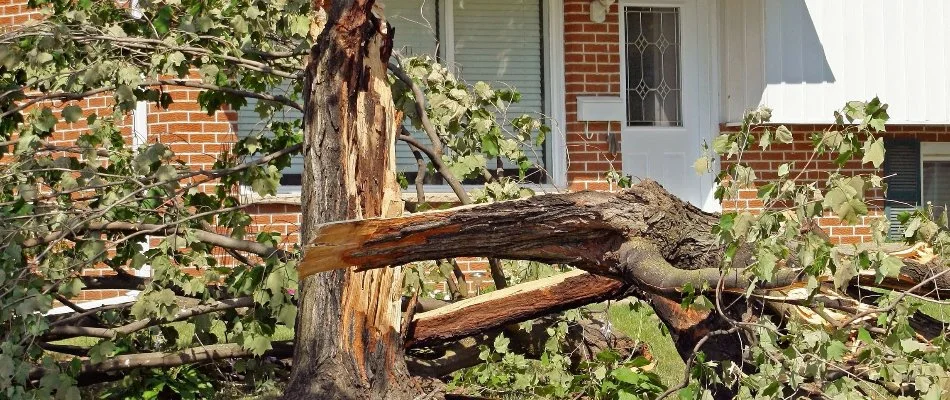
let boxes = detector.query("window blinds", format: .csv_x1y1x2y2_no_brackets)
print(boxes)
237,0,546,182
236,83,303,178
453,0,546,169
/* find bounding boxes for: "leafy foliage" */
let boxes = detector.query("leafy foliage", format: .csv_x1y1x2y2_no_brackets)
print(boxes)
0,0,308,396
392,56,549,202
0,0,555,396
451,310,665,399
685,99,950,399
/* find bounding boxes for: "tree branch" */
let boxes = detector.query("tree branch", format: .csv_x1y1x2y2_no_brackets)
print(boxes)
23,221,292,261
30,342,293,384
45,297,254,340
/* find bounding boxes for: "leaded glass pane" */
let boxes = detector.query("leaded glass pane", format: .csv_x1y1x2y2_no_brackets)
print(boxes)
624,7,682,127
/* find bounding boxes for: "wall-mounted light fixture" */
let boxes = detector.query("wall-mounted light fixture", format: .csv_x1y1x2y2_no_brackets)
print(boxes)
589,0,616,23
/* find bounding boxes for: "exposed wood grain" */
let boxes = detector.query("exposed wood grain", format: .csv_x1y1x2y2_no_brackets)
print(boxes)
406,270,626,347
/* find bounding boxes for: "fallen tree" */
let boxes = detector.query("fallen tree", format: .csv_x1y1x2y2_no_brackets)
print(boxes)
302,178,950,397
5,0,949,398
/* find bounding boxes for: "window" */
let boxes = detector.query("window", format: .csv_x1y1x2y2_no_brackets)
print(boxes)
882,140,950,238
237,83,303,189
238,0,550,190
623,6,682,127
397,0,548,184
922,143,950,212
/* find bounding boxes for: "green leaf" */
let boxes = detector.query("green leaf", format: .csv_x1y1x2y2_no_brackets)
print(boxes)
734,165,756,186
62,105,83,123
777,163,790,177
493,334,510,354
693,156,709,175
244,334,272,356
758,128,772,149
480,134,499,157
825,340,847,361
167,51,186,67
712,134,731,154
89,340,115,364
199,64,219,84
877,255,904,282
823,185,868,225
277,305,297,326
861,137,885,168
755,247,778,281
58,278,85,298
155,165,178,182
900,338,927,354
857,328,873,344
33,108,58,132
775,125,793,144
154,6,173,35
611,368,645,385
678,385,698,400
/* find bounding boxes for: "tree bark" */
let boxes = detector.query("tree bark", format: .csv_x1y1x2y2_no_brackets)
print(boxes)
284,1,416,398
302,181,950,298
300,179,950,385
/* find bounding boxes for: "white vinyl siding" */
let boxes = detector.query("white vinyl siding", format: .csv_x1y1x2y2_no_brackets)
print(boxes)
720,0,950,124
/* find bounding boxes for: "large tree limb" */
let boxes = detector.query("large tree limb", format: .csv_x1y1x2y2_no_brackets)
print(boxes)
301,180,950,299
406,270,626,347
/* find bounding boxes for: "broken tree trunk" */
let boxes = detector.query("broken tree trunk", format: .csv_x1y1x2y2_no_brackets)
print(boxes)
284,1,417,399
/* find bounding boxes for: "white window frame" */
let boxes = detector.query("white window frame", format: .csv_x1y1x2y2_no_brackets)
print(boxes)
270,0,567,198
132,100,152,279
921,142,950,207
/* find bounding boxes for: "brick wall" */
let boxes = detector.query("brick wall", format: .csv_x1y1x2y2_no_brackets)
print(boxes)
720,124,950,245
563,0,623,191
0,0,38,27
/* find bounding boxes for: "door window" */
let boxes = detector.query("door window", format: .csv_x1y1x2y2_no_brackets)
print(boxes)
624,7,682,127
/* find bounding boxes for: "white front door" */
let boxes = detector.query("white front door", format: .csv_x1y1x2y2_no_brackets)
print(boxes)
620,0,709,207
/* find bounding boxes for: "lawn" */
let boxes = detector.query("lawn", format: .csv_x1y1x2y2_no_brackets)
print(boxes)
606,300,686,388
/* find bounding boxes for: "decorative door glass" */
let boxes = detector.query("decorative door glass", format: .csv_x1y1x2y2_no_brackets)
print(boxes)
624,7,682,127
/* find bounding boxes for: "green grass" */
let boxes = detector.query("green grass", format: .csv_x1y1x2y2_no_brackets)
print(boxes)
606,300,686,388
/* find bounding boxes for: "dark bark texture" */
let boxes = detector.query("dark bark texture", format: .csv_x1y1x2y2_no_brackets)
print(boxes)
284,1,416,398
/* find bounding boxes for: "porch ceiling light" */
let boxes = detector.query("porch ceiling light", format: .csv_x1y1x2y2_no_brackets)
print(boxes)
590,0,616,23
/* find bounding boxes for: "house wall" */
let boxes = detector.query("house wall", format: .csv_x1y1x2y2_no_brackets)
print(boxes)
721,0,950,124
8,0,950,301
721,123,950,245
563,0,624,191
